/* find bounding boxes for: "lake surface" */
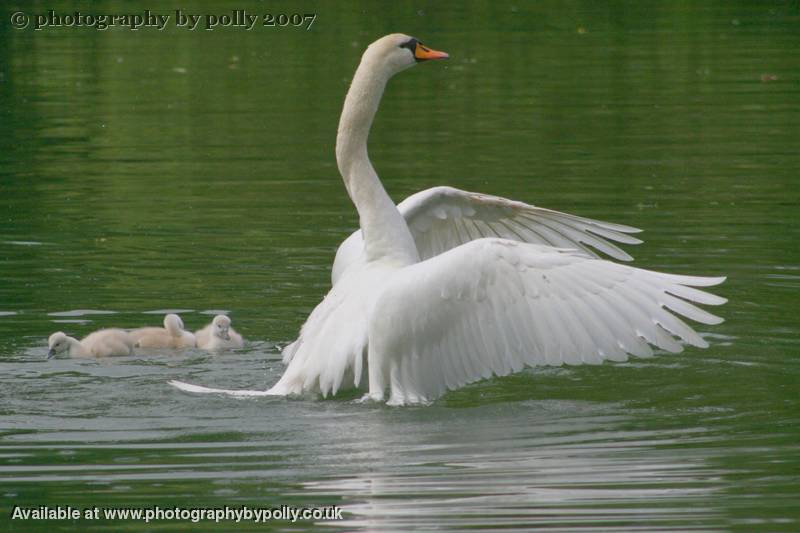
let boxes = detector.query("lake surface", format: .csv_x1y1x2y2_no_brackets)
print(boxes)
1,1,799,530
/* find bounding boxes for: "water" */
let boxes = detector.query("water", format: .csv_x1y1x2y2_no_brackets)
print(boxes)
1,1,799,530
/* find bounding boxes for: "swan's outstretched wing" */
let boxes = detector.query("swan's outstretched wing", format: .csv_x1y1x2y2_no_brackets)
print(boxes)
370,239,726,405
333,186,643,284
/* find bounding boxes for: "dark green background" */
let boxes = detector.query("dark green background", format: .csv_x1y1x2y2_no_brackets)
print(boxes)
1,1,798,531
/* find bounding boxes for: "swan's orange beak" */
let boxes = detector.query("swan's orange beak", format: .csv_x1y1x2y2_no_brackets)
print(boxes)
415,43,449,61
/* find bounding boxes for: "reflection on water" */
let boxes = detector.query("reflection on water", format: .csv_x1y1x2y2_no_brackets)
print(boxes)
3,343,732,530
2,337,797,530
1,0,799,530
306,409,725,531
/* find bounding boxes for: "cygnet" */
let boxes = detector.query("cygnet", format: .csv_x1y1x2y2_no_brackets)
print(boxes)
130,313,196,349
48,328,135,358
195,314,244,350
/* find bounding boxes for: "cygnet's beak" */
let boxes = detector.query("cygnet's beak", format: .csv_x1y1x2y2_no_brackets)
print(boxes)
221,329,231,341
414,43,449,61
47,349,56,359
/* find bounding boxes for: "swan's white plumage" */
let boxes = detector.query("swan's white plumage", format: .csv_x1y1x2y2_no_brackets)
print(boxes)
332,186,643,285
366,239,726,405
174,34,726,404
48,329,135,358
272,261,384,396
169,380,272,397
131,314,195,349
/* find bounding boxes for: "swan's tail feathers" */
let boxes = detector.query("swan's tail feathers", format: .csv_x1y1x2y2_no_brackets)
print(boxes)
168,380,276,397
281,339,300,365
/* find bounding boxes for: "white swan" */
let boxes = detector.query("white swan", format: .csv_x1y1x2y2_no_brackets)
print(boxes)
171,34,726,405
48,328,135,358
130,313,196,349
195,315,244,350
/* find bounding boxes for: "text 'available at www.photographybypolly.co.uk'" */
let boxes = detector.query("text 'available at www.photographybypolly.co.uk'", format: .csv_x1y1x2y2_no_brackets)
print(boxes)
9,9,317,31
10,504,344,524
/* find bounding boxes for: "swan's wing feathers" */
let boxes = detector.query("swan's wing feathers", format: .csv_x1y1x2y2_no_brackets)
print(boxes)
399,186,642,262
270,267,374,397
330,187,641,286
169,380,275,397
372,239,725,405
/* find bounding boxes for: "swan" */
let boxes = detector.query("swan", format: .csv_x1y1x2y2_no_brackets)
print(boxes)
48,328,135,358
130,313,196,349
170,34,726,405
195,315,244,350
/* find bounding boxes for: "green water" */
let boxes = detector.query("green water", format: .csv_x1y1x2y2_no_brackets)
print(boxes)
1,1,799,530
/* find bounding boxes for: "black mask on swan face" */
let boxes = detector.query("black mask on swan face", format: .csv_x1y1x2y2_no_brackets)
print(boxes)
399,37,449,62
361,34,448,76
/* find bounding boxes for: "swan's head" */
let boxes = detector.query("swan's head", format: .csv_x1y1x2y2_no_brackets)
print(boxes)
164,313,184,335
48,331,70,358
363,33,448,77
212,315,231,341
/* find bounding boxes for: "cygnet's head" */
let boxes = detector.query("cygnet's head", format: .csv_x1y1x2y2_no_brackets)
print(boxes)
212,315,231,340
164,313,184,334
48,331,70,358
362,33,448,77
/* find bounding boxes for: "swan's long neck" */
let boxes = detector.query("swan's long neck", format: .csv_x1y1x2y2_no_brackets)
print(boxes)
336,56,419,265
